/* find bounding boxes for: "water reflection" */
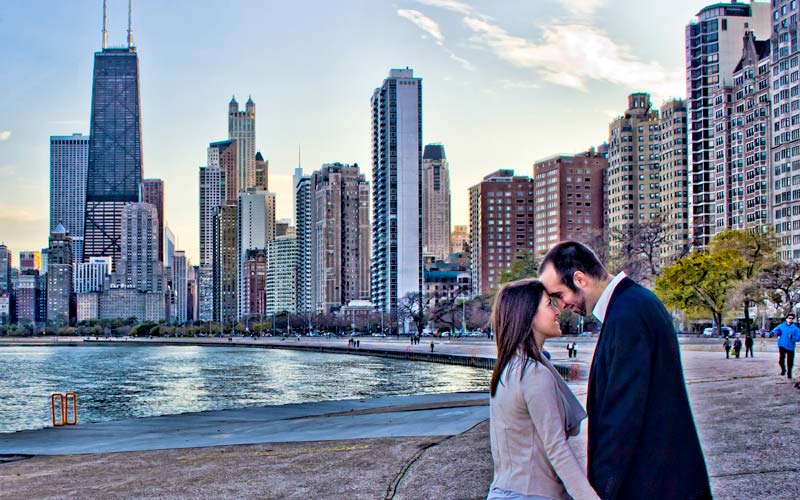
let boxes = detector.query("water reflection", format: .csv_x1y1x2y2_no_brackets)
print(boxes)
0,346,490,433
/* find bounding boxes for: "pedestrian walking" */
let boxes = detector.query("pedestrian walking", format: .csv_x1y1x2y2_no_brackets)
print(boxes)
430,341,435,352
723,338,731,359
771,312,800,380
745,334,754,358
571,342,578,358
733,337,742,359
539,241,711,499
486,279,600,500
566,342,573,358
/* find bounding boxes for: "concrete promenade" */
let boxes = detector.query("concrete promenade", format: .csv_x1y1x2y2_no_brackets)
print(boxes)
0,337,798,499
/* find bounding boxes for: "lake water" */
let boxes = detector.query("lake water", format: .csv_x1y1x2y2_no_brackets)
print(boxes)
0,345,491,433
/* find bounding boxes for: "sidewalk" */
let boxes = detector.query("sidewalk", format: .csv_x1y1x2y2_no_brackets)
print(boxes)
0,342,797,499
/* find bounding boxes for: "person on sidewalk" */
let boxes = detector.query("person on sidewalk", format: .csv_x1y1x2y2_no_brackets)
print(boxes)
487,279,600,500
539,241,711,500
771,312,800,379
733,336,742,359
745,333,754,358
723,338,731,359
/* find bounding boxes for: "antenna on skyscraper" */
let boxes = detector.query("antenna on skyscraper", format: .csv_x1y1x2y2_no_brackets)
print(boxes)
298,144,301,168
102,0,108,49
127,0,134,48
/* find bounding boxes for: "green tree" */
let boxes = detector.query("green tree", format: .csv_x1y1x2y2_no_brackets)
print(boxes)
709,229,777,336
498,249,539,285
656,250,739,336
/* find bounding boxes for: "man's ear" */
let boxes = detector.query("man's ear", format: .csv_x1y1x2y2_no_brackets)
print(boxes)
572,271,589,289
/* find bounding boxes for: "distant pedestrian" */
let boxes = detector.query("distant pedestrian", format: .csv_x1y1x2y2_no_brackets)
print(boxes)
723,338,731,359
566,342,574,358
745,334,754,358
571,342,578,358
771,312,800,379
733,337,742,359
430,341,435,352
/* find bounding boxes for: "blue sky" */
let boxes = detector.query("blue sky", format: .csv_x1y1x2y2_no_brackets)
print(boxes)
0,0,730,263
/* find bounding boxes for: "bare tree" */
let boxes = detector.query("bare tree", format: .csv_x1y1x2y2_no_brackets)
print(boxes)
397,292,428,335
609,215,687,287
757,261,800,315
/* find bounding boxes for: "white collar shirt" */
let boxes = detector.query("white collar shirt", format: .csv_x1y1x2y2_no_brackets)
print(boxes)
591,272,627,323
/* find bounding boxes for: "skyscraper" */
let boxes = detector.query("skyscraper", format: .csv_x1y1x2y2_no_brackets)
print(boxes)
255,151,269,191
46,223,73,325
228,96,256,192
237,189,268,319
770,1,800,260
208,140,238,205
73,256,111,294
533,149,606,255
143,179,164,262
171,250,188,324
685,2,769,249
469,170,535,295
266,235,297,316
294,168,312,314
606,93,661,248
242,249,267,322
84,5,144,270
50,133,89,262
310,163,370,313
114,203,163,293
0,244,11,294
214,205,238,324
198,165,225,322
422,144,451,261
658,99,691,266
371,68,423,320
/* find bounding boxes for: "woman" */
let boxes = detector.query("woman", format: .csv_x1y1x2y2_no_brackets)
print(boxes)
488,279,599,500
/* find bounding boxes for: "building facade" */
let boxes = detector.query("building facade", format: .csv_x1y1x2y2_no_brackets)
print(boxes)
266,235,297,316
228,96,256,192
310,163,370,313
198,165,225,321
50,133,89,262
15,272,42,324
19,251,40,273
46,223,73,325
255,151,268,191
74,256,111,293
242,249,267,321
214,205,238,324
170,250,188,324
422,144,451,260
450,225,469,254
294,169,312,314
533,149,606,255
142,179,165,263
370,68,424,318
658,99,692,265
114,203,163,293
469,170,536,295
686,2,770,249
84,44,144,270
208,139,238,205
770,0,800,260
0,244,10,294
237,189,269,319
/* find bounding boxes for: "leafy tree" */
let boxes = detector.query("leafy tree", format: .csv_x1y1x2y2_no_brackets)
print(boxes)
656,250,739,336
498,249,539,285
709,229,778,336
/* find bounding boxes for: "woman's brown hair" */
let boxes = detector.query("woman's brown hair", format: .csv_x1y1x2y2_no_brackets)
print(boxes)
489,279,546,397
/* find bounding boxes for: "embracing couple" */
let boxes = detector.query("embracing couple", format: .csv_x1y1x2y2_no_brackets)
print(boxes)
487,242,711,500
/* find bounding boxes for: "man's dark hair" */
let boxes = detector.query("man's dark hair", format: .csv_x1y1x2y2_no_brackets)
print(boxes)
539,241,608,292
788,312,795,319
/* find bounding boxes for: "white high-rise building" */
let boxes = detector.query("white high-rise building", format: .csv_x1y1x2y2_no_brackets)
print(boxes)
74,256,111,293
422,144,451,261
228,96,256,192
237,189,268,319
50,133,89,262
171,250,188,324
370,68,423,322
199,165,225,321
685,2,769,249
266,234,297,316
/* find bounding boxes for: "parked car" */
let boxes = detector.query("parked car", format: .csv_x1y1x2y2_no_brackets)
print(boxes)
702,326,732,337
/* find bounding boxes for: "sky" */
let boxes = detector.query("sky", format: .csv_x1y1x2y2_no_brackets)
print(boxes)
0,0,737,264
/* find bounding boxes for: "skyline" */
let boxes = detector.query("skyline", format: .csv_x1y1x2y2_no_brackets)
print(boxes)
0,0,722,263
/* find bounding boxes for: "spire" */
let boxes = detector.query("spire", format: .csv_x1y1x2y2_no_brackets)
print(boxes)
298,144,301,168
102,0,108,49
229,95,238,114
127,0,134,48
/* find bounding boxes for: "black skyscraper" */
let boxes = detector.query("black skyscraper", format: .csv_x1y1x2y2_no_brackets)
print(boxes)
83,24,143,270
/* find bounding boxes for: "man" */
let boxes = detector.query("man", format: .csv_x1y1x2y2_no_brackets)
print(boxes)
771,312,800,385
539,241,711,499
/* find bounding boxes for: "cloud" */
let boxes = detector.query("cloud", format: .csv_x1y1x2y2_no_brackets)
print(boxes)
0,165,16,176
0,203,45,223
499,79,541,90
0,131,11,141
398,9,445,45
560,0,605,17
415,0,474,15
463,18,683,99
448,51,475,71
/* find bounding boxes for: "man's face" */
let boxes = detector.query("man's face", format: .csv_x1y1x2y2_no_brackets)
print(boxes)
539,264,588,317
788,315,795,325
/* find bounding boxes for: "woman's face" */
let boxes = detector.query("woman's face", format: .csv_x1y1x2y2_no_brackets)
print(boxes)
533,293,562,341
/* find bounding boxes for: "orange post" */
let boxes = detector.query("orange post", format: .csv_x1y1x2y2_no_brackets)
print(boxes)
51,393,64,426
64,392,78,425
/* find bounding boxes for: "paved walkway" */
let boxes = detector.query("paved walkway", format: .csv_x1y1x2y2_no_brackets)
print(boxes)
0,338,798,499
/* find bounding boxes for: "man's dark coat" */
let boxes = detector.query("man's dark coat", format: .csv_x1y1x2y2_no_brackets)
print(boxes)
587,277,711,499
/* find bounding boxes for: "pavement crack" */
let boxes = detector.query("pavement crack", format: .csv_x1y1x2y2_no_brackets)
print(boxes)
710,467,800,479
383,419,487,500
